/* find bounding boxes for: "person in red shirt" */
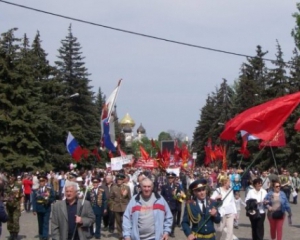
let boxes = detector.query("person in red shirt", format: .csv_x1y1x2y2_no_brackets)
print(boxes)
22,173,33,212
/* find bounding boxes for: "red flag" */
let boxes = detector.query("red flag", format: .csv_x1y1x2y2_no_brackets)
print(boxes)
204,146,211,166
92,147,101,161
238,134,250,158
139,146,149,160
181,143,190,164
207,138,216,161
220,92,300,141
117,145,126,157
174,140,181,163
82,148,90,159
259,127,286,148
214,145,223,160
295,118,300,132
72,147,84,162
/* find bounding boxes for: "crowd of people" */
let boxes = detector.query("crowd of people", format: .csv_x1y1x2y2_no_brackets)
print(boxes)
0,165,298,240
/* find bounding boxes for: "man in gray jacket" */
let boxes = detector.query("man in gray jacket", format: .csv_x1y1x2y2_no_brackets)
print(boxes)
51,181,95,240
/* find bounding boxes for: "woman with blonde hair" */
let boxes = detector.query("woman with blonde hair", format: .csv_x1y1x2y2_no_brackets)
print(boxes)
211,176,236,240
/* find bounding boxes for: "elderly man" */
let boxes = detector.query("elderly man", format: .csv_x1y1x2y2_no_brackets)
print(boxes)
51,181,95,240
182,179,221,240
102,174,115,233
123,178,173,240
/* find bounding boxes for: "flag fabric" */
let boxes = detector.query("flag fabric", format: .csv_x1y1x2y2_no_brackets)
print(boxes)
117,145,127,157
66,132,83,162
207,138,216,161
102,118,116,152
220,92,300,141
240,130,260,141
181,143,190,165
259,127,286,148
221,145,227,170
204,146,211,166
174,140,181,164
295,118,300,132
92,147,101,161
214,145,223,160
139,146,149,160
101,79,122,152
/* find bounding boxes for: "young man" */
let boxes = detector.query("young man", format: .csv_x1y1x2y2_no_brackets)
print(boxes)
51,181,95,240
123,178,173,240
182,179,221,240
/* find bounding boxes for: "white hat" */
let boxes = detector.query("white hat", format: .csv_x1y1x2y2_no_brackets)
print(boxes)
76,177,83,182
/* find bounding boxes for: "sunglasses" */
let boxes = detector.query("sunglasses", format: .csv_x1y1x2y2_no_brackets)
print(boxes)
274,185,281,188
195,188,206,192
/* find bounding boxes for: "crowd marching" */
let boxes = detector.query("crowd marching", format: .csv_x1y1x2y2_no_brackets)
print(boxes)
0,166,298,240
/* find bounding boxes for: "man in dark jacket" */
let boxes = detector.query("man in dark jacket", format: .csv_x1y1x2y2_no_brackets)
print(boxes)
161,172,181,238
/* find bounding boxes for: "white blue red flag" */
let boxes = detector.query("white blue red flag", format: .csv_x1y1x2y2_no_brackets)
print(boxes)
101,79,122,152
66,132,83,161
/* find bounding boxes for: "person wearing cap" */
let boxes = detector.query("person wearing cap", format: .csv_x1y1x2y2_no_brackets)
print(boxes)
161,172,181,238
4,175,23,240
32,175,55,240
182,179,221,240
109,173,131,240
123,177,172,240
86,177,107,239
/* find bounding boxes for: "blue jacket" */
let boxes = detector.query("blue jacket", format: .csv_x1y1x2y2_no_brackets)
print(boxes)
86,187,107,215
32,187,56,213
161,183,180,210
264,190,291,214
123,192,173,240
182,198,221,238
0,201,8,236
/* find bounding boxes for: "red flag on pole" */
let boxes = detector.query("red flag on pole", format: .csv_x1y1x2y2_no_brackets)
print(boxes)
220,92,300,141
259,127,286,148
139,146,149,160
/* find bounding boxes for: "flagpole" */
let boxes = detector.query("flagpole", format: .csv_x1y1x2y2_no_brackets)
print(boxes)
195,145,267,233
107,79,122,122
269,145,279,173
238,155,244,169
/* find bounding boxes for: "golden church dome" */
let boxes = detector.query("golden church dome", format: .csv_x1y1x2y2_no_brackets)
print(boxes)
119,113,135,128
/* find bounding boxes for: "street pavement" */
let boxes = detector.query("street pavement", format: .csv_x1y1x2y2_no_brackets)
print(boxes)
2,201,300,240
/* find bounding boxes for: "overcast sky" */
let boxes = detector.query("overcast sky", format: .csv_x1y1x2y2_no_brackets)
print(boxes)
0,0,298,140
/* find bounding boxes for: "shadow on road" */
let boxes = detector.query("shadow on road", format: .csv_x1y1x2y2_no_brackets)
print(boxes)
238,223,251,227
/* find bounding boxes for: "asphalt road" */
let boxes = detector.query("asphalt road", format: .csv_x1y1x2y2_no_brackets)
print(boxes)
2,200,300,240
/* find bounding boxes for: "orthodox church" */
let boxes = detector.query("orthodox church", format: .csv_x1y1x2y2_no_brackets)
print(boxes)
119,113,146,146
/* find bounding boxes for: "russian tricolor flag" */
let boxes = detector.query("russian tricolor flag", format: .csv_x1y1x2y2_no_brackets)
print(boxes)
66,132,83,162
101,79,122,152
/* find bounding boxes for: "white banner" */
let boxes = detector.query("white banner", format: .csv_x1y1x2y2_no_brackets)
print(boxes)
166,167,180,177
110,155,133,170
111,158,123,170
